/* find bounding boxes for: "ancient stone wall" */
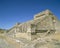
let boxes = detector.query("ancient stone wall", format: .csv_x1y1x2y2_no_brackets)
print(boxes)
8,10,57,40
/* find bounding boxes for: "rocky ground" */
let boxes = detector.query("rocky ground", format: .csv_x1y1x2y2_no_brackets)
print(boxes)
0,31,60,48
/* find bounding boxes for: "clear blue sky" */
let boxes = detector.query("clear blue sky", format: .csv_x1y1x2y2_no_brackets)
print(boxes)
0,0,60,29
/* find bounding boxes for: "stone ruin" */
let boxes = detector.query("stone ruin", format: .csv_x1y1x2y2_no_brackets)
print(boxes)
8,9,57,41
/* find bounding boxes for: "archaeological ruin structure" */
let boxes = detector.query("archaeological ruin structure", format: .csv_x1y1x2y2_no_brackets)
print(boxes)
8,10,57,40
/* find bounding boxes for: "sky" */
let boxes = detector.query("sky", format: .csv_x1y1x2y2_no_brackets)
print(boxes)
0,0,60,29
